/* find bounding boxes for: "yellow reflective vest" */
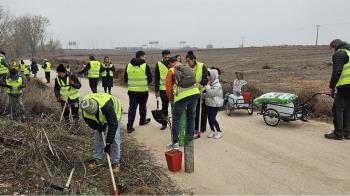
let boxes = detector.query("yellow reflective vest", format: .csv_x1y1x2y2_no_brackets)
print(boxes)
158,61,168,91
101,63,114,77
194,62,204,83
88,60,101,78
56,76,80,101
6,76,23,95
337,49,350,87
127,63,148,92
0,57,8,75
82,93,122,125
20,63,30,75
44,62,51,72
170,67,200,103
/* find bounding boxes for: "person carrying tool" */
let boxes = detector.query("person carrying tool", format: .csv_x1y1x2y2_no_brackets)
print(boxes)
325,39,350,140
101,56,115,94
19,60,30,81
155,50,171,130
186,51,208,138
81,93,122,173
54,64,81,125
42,59,52,83
79,55,102,93
0,50,10,82
124,51,152,133
0,68,26,120
165,57,200,149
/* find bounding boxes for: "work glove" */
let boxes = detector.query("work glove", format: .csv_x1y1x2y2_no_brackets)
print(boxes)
329,87,335,98
56,96,61,102
104,143,111,154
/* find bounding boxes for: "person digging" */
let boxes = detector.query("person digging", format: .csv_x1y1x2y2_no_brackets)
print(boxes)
54,64,81,125
81,93,122,173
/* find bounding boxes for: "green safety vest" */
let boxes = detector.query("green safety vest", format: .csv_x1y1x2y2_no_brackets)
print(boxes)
194,62,204,83
337,49,350,87
6,76,23,95
158,61,168,91
127,63,149,92
170,68,200,103
56,76,80,101
44,62,51,72
82,93,122,125
0,57,9,75
88,61,101,78
20,63,30,75
101,63,114,77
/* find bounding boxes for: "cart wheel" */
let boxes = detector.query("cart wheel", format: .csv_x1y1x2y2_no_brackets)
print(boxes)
225,102,233,116
301,105,310,122
248,105,254,115
263,108,280,126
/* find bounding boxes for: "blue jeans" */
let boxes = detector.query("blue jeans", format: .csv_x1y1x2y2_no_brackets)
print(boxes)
5,94,26,119
172,95,198,144
93,120,121,164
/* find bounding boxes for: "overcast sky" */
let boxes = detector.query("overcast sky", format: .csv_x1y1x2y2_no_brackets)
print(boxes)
2,0,350,49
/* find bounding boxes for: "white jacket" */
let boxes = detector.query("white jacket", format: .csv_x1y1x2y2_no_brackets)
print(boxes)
204,71,224,107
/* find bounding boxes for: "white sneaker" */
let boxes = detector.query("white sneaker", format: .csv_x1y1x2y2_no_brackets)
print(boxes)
208,131,215,138
166,142,180,150
214,132,223,139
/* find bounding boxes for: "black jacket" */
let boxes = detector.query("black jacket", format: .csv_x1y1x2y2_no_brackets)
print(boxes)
329,44,350,97
83,99,119,144
124,58,152,95
154,60,169,92
54,74,81,100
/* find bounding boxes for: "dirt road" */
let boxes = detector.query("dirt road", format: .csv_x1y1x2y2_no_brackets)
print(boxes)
38,70,350,195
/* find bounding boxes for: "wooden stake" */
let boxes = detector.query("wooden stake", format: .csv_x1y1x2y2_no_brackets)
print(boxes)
63,168,75,193
60,101,68,122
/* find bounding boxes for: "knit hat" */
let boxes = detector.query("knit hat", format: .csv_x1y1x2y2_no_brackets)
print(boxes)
81,99,98,114
56,64,67,73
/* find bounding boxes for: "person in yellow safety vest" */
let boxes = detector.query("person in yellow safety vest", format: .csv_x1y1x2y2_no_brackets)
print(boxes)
185,51,209,139
54,64,81,124
42,59,52,83
101,56,115,94
0,68,26,120
325,39,350,140
79,55,102,93
124,51,152,133
165,57,200,150
19,60,30,81
155,50,171,130
0,50,9,82
81,93,122,173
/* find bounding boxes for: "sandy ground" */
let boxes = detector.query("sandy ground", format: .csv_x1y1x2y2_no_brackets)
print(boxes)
36,68,350,195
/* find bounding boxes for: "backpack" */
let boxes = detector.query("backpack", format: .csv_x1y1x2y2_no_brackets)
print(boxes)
173,64,196,88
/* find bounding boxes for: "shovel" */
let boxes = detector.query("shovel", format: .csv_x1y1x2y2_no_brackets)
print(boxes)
152,98,167,125
101,132,119,196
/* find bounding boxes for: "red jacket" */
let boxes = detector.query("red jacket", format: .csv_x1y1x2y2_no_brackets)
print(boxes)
165,63,179,103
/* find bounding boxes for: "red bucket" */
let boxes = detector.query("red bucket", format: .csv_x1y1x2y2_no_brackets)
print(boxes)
165,150,182,172
242,92,251,104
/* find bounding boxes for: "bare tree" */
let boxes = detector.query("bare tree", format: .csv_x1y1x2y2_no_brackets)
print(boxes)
15,15,50,57
0,6,13,48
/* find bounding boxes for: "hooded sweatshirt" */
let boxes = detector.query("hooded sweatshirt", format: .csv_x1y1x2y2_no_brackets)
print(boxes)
204,69,224,107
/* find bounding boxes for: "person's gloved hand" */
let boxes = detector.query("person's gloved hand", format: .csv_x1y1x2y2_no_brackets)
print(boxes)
104,143,111,154
329,87,335,98
56,96,61,102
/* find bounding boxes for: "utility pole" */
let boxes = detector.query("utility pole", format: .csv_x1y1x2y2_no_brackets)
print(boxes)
315,25,320,46
241,36,245,48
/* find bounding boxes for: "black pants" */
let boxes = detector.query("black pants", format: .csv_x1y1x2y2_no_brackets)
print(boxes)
89,78,99,93
333,93,350,137
104,86,112,94
45,72,50,83
61,99,79,122
195,97,207,132
160,90,169,125
206,106,221,132
127,92,149,130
